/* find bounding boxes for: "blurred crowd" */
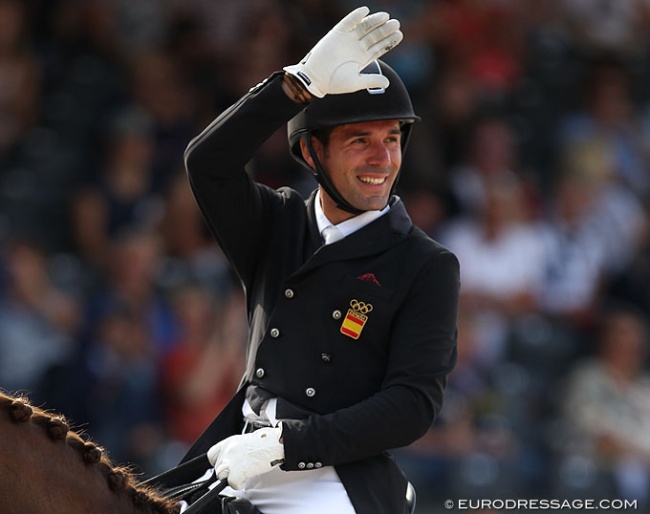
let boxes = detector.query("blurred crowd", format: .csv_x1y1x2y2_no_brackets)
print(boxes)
1,0,650,512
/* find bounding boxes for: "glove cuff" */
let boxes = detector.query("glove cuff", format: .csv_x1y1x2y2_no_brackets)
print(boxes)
282,72,314,104
283,64,325,98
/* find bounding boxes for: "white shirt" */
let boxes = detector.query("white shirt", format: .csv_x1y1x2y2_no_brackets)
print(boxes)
314,190,389,244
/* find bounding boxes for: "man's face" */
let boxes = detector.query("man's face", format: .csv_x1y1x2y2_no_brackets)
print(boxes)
306,119,403,223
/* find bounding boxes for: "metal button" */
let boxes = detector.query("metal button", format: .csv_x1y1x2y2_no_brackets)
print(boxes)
284,288,294,298
270,328,280,338
321,353,331,363
332,310,342,320
306,463,314,469
314,462,323,468
305,387,316,398
298,462,306,469
256,368,265,378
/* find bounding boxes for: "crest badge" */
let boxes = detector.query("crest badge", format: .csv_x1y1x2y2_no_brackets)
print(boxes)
340,299,373,340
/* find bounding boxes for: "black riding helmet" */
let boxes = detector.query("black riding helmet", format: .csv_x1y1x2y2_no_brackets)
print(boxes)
287,60,420,215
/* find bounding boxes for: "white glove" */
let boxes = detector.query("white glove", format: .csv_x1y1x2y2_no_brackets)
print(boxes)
283,6,403,98
207,426,285,490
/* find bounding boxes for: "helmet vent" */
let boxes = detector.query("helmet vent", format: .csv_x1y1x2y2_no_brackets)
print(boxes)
364,60,386,95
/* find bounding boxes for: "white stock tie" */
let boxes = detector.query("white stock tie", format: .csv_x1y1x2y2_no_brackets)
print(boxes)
322,225,344,245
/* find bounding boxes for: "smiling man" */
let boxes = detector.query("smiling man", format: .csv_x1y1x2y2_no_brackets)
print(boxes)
180,7,460,514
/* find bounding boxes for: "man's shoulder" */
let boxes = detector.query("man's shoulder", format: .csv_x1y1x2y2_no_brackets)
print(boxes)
406,223,456,259
383,197,458,262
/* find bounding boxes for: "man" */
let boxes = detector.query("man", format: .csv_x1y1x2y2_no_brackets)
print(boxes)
180,7,460,514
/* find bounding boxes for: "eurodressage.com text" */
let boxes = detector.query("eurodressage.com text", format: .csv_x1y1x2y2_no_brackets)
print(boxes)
446,498,638,510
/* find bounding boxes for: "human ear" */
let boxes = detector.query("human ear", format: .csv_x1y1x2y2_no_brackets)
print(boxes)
299,136,321,170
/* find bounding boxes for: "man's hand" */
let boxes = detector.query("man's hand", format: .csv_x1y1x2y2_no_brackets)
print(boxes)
283,6,403,98
207,426,285,490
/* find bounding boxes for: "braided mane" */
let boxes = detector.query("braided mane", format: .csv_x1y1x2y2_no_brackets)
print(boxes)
0,390,180,514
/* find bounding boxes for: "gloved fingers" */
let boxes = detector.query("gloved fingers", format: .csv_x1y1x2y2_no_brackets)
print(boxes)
361,19,401,51
226,469,247,490
215,462,230,483
334,6,370,32
351,73,391,92
354,11,391,36
207,443,223,466
367,29,403,61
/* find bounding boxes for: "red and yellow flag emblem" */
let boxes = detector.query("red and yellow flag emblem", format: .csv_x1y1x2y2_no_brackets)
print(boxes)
340,299,373,340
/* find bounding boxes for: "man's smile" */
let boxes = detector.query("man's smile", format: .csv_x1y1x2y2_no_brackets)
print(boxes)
357,175,388,185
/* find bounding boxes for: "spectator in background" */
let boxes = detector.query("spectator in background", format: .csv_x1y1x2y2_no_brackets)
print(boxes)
0,236,80,394
559,0,650,62
448,114,529,217
558,305,650,508
128,51,196,194
158,169,233,294
424,0,527,98
70,106,162,273
0,0,41,169
161,284,246,448
557,59,650,199
169,0,271,75
536,135,646,334
428,65,482,174
537,166,610,331
608,213,650,317
82,226,179,357
555,135,647,278
109,0,173,57
439,158,546,370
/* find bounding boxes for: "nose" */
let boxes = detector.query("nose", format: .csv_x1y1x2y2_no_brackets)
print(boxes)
366,139,392,167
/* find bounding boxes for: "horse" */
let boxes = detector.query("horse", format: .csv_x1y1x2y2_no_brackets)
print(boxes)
0,390,181,514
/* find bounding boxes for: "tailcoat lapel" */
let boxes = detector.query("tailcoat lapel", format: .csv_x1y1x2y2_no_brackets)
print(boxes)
297,193,413,278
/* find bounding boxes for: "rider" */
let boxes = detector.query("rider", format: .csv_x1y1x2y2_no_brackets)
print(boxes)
180,7,460,513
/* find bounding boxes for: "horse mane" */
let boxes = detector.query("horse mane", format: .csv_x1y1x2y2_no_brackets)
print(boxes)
0,390,180,514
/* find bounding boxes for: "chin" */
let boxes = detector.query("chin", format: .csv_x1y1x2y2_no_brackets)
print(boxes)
359,199,389,211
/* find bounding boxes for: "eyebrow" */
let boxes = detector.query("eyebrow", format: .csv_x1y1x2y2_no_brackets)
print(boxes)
345,126,402,137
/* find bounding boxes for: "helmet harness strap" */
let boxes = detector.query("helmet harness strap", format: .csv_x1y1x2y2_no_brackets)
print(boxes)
302,133,365,215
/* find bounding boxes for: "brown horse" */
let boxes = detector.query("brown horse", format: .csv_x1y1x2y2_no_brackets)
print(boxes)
0,390,181,514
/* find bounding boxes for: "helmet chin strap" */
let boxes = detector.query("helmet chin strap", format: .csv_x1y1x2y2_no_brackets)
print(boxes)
303,134,365,215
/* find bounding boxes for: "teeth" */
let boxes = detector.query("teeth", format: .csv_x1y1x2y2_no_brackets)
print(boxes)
359,176,386,185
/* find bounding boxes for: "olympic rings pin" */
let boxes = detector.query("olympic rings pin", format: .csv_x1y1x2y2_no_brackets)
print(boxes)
340,299,373,340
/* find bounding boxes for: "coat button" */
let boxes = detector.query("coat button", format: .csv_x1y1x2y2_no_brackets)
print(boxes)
256,368,265,378
332,310,342,320
298,462,306,469
306,463,314,469
284,288,294,298
314,462,323,468
321,353,331,363
305,387,316,397
270,328,280,338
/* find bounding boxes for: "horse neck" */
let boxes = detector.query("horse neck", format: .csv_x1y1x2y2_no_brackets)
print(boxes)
0,392,178,514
